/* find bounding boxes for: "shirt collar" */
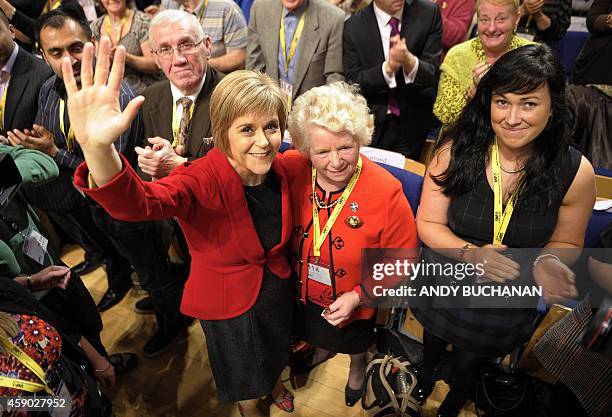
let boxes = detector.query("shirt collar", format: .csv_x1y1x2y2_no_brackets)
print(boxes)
283,0,308,18
170,70,207,105
1,44,19,75
373,2,403,28
192,0,206,16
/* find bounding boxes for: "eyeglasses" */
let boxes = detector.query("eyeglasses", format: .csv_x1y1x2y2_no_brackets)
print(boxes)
152,38,205,59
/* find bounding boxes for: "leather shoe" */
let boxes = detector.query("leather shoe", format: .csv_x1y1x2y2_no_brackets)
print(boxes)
73,258,104,276
143,327,186,358
109,352,138,375
345,384,362,407
133,296,154,314
97,286,131,312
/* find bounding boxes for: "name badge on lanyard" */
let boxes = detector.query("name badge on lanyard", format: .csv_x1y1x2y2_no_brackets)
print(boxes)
308,260,332,286
279,80,293,111
23,229,48,265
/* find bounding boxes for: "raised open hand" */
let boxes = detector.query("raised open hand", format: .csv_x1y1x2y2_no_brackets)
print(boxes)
62,36,144,153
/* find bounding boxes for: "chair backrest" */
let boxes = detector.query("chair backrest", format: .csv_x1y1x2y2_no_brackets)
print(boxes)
279,141,292,153
376,162,424,215
360,146,406,169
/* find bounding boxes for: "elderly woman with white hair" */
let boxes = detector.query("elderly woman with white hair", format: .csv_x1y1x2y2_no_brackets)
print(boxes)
284,82,418,407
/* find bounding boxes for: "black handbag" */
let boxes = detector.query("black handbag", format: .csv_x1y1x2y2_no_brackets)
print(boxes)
475,364,553,417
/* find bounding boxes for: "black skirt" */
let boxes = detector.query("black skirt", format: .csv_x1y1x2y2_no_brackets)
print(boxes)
298,301,375,354
199,174,293,403
200,268,293,403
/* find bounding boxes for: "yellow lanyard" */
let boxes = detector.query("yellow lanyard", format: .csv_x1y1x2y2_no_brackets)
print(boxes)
0,74,10,130
280,9,307,74
171,100,196,147
195,0,210,20
58,99,75,152
311,157,362,257
491,139,521,244
0,336,54,395
104,9,130,45
43,0,62,14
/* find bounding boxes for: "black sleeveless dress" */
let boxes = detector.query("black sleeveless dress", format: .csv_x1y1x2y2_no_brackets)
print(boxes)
413,147,582,356
200,173,293,403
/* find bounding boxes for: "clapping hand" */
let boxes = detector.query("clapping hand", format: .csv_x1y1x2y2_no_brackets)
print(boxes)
533,256,578,305
135,137,186,179
465,244,520,283
7,125,58,157
524,0,545,17
465,62,490,101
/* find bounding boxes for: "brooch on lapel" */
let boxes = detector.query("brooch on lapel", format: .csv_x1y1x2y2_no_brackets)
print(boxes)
345,215,363,228
350,202,359,212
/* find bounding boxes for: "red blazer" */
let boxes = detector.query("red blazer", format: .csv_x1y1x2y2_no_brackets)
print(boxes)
284,151,418,322
74,148,293,320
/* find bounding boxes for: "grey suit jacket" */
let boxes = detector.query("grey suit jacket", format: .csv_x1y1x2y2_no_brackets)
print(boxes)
141,66,224,161
246,0,345,100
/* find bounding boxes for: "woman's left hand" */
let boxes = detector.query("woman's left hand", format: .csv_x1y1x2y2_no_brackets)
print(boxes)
322,291,361,327
533,256,578,305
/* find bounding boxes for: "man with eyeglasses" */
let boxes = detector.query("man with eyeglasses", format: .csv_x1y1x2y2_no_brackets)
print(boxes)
135,9,223,180
129,10,224,318
8,6,190,359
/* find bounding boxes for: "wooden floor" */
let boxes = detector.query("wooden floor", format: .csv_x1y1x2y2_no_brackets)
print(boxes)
61,245,477,417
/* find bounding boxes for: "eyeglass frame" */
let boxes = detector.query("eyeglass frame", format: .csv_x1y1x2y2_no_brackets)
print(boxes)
151,38,206,59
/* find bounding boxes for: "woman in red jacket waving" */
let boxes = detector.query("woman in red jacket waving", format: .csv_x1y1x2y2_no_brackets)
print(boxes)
67,37,293,417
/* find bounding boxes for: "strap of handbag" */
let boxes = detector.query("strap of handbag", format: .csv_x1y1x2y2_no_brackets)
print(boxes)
362,354,420,416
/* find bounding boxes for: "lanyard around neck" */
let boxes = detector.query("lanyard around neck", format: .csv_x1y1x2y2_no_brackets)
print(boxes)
58,98,75,152
0,336,54,395
105,9,130,45
311,156,362,257
43,0,62,14
491,138,522,244
280,9,307,74
195,0,210,20
0,74,10,130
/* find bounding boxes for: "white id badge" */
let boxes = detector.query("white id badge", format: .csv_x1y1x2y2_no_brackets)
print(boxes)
308,262,332,286
279,80,293,111
23,229,48,265
516,32,535,41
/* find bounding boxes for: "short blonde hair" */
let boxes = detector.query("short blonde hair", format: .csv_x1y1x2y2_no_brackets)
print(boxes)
210,70,288,156
476,0,519,14
288,82,374,153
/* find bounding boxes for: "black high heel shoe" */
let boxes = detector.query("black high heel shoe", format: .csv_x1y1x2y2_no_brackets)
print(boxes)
345,384,362,407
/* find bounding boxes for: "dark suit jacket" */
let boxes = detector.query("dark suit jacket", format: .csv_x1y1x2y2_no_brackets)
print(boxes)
141,66,224,160
3,48,52,133
74,148,293,320
343,0,442,150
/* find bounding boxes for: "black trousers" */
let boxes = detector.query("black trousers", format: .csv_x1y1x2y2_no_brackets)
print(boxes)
49,206,133,289
373,113,432,160
90,205,185,331
422,329,488,414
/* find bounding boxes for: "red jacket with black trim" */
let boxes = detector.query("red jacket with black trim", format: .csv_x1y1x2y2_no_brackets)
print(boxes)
74,148,293,320
284,150,418,322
